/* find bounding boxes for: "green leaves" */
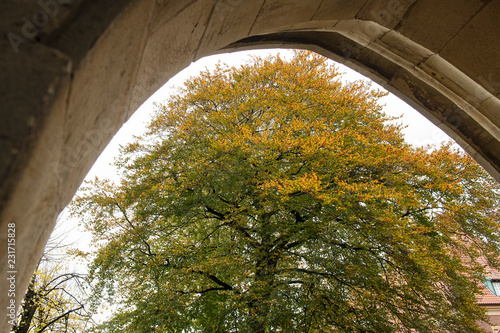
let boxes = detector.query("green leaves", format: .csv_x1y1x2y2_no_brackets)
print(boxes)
73,50,500,333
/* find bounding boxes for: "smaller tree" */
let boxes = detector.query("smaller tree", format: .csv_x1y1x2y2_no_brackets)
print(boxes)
12,223,93,333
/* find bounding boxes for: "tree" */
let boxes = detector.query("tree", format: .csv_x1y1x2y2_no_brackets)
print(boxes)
12,222,93,333
71,51,500,332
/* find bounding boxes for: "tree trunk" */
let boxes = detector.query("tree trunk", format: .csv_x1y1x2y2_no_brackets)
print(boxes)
12,274,39,333
247,249,278,333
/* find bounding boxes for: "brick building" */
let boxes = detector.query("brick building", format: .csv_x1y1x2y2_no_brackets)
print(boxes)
478,273,500,332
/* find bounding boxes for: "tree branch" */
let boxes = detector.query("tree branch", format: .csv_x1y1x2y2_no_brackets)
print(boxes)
113,198,156,257
204,205,226,220
36,305,84,333
189,269,237,294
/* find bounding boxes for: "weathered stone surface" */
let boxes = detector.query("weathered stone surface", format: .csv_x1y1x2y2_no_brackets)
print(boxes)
440,0,500,96
0,70,71,333
2,1,500,331
395,0,484,53
129,0,215,114
250,0,324,35
312,0,367,21
376,30,433,66
418,54,492,108
356,0,417,29
44,0,137,68
195,0,265,60
0,42,72,211
479,97,500,131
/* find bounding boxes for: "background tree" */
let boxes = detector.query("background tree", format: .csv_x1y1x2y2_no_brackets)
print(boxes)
72,51,500,333
12,222,93,333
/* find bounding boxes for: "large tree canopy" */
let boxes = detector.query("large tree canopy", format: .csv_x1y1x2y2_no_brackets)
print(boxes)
72,51,500,333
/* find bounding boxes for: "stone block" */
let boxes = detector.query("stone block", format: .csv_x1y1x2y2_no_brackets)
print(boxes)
418,54,492,108
312,0,366,21
356,0,417,29
440,1,500,97
195,0,264,60
250,0,324,35
129,0,214,113
395,0,483,53
377,30,434,66
478,97,500,136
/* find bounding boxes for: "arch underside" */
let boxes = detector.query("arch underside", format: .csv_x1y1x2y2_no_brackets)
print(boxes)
1,1,500,330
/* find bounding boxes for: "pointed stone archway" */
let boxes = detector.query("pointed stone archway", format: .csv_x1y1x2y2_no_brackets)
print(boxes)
1,1,500,330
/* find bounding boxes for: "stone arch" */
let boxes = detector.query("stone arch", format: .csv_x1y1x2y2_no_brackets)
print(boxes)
2,1,500,329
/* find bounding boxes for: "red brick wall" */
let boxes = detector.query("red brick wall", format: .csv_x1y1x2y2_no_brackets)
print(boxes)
479,315,500,332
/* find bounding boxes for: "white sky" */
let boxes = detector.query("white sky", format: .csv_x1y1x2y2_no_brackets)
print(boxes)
83,49,449,183
54,49,453,323
57,48,452,248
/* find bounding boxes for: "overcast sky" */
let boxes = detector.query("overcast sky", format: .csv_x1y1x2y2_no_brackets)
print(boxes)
53,49,454,322
58,48,454,245
83,48,450,184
